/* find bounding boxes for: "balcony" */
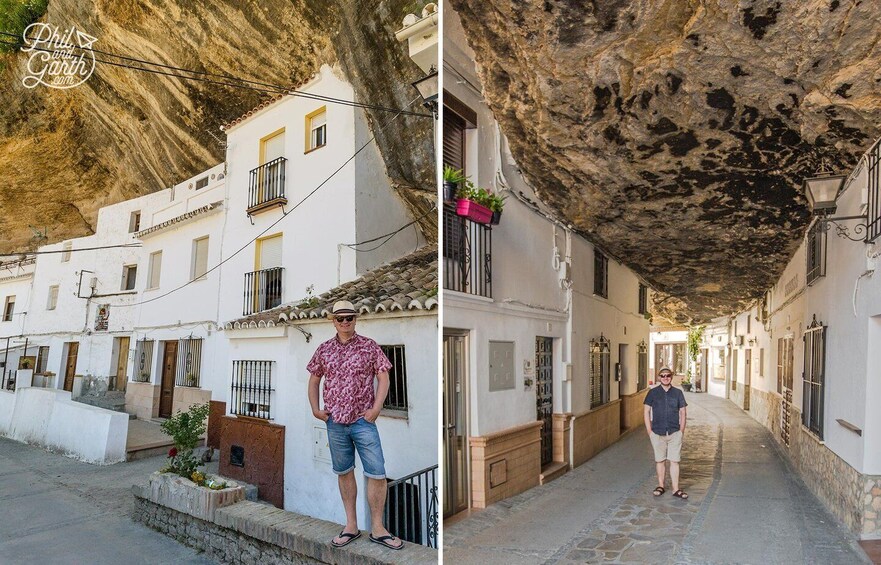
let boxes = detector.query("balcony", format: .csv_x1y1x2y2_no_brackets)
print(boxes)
443,204,492,298
243,267,284,316
247,157,287,215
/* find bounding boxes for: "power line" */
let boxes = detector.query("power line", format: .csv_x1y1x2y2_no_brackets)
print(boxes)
111,94,424,309
341,205,437,253
0,243,142,258
0,31,432,118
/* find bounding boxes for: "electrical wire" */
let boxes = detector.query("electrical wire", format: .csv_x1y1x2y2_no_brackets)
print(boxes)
340,205,436,252
0,243,142,257
0,32,432,118
109,94,424,309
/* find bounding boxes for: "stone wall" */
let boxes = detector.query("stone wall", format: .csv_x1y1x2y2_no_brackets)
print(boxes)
469,421,542,508
728,381,744,411
571,400,621,467
745,387,780,438
620,389,649,433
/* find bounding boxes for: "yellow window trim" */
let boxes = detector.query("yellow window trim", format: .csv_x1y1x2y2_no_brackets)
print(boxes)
304,105,327,153
259,128,286,165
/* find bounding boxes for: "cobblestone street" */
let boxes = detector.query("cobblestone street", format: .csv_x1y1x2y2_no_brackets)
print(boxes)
444,393,870,564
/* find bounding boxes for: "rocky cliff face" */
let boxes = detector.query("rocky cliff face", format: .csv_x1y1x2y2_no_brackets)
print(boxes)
451,0,881,322
0,0,434,253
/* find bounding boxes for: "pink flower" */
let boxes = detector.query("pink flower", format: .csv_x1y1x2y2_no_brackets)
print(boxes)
169,447,178,458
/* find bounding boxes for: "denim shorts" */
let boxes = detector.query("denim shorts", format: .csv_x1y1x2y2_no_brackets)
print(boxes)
326,415,386,479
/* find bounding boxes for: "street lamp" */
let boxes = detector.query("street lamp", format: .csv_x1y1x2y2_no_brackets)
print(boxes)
412,66,438,119
803,162,867,242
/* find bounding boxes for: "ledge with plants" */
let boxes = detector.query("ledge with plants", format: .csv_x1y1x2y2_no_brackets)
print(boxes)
444,167,506,225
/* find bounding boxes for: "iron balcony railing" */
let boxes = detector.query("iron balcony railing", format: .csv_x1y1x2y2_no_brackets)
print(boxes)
230,360,274,420
384,465,438,548
248,157,287,213
442,204,492,298
243,267,284,316
867,138,881,243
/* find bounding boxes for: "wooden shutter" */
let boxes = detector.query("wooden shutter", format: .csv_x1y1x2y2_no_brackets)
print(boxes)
443,109,466,173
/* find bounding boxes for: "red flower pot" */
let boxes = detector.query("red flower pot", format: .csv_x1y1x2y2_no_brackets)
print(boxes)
456,199,493,224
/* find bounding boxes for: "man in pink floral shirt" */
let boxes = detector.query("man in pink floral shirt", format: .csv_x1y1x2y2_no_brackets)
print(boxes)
307,301,403,551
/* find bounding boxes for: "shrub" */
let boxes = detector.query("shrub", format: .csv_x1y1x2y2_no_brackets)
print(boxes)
160,403,209,478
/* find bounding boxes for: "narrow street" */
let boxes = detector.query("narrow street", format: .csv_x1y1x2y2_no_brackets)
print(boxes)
444,393,870,564
0,437,215,564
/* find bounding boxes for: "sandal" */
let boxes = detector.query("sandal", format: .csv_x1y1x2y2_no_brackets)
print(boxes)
331,530,361,548
672,489,689,499
369,533,404,550
653,486,665,496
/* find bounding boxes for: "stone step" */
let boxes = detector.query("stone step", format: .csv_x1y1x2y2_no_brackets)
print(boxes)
540,461,569,485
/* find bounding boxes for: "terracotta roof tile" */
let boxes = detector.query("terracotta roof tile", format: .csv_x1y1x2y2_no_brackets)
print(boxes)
221,73,317,131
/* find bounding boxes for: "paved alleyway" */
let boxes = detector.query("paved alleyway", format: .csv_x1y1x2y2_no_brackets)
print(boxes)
0,436,215,564
444,393,871,564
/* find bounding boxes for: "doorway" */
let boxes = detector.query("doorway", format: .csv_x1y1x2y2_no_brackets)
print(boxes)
535,337,553,468
743,348,751,410
159,340,178,418
62,342,79,392
443,332,469,518
111,336,130,392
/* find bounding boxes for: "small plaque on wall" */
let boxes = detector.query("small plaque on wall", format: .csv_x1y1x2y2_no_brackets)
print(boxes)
489,459,508,488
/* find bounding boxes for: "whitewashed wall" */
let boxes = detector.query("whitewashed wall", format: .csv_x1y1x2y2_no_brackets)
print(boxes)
225,311,437,525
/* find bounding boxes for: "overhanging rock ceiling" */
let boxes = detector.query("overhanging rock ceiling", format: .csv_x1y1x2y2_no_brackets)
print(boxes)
451,0,881,323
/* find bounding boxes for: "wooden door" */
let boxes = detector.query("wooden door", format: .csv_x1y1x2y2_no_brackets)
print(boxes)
159,341,177,418
63,342,79,392
115,337,130,392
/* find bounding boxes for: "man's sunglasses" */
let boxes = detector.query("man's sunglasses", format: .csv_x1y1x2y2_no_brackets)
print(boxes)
334,315,355,323
659,374,673,378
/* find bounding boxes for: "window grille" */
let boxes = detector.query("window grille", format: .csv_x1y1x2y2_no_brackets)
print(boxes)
230,360,274,420
776,336,793,395
867,138,881,242
638,284,647,315
594,251,608,298
589,335,610,408
134,339,154,382
175,337,203,387
36,346,49,374
637,340,648,391
380,345,408,411
802,316,826,439
806,221,826,285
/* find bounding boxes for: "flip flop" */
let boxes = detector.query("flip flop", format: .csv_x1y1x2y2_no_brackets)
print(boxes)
369,533,404,550
672,489,689,499
331,530,361,548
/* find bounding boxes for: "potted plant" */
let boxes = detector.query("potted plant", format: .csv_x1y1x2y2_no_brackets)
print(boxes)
488,192,507,225
682,371,693,392
160,403,210,479
456,181,494,224
443,166,466,203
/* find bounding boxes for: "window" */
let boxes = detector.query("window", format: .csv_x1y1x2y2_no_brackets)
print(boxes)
191,237,209,280
195,176,209,190
134,339,154,382
305,107,326,151
589,335,610,408
36,346,49,373
380,345,408,411
47,285,59,310
802,316,826,438
121,265,137,291
747,311,751,334
175,337,203,387
594,250,608,298
147,251,162,289
806,220,826,285
759,348,765,377
777,336,793,394
2,296,14,322
129,211,141,233
231,360,274,419
638,284,648,315
61,242,72,262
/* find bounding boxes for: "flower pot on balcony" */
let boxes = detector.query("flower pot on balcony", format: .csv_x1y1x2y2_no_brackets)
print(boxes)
443,181,459,203
456,198,493,224
491,209,502,225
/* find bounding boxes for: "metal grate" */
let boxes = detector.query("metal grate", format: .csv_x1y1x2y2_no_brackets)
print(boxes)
384,465,438,548
589,335,610,408
868,138,881,242
380,345,408,411
594,251,608,298
175,337,203,387
806,220,826,285
637,340,648,391
443,204,492,298
248,157,287,211
638,284,647,314
535,337,554,467
802,316,826,439
134,339,154,382
230,360,274,420
243,267,284,316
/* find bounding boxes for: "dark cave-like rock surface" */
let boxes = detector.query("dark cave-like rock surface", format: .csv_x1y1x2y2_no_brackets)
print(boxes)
450,0,881,322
